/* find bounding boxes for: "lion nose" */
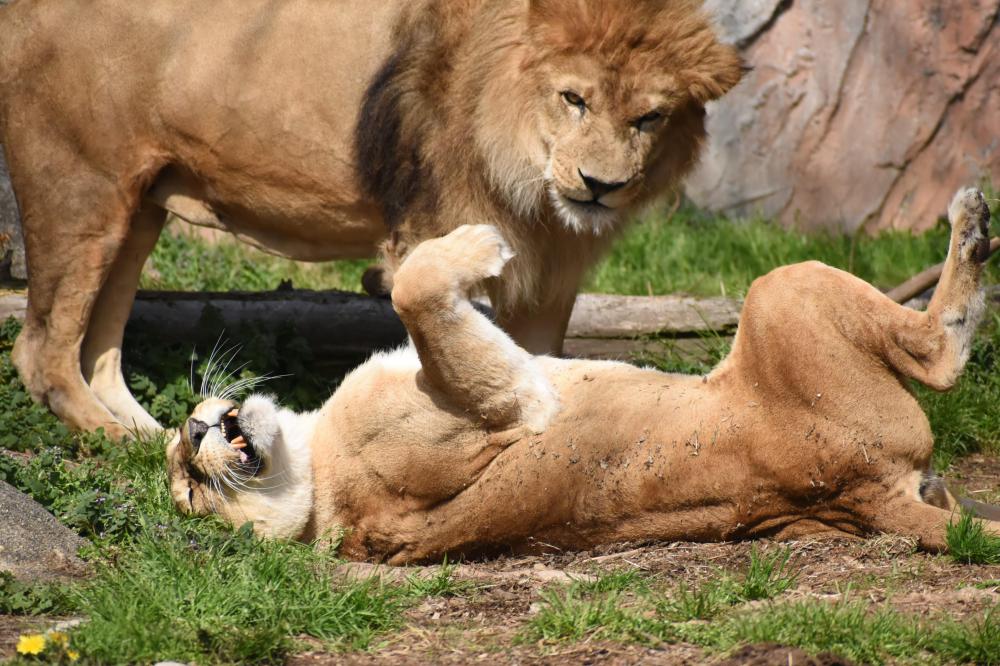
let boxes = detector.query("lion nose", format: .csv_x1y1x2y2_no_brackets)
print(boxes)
188,418,209,452
579,170,628,199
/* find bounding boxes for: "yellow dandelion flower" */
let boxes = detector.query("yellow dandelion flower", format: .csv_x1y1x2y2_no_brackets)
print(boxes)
16,633,47,655
47,631,69,647
67,649,81,662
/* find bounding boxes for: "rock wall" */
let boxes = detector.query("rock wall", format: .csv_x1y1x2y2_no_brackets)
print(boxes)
0,149,25,280
691,0,1000,232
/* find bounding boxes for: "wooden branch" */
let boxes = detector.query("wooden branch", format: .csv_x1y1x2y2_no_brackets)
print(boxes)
886,237,1000,304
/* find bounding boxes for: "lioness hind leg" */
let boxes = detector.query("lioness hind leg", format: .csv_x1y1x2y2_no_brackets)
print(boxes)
81,203,166,434
872,188,990,389
391,225,558,432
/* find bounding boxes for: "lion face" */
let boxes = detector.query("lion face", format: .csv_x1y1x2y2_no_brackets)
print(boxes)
512,0,743,233
536,57,688,231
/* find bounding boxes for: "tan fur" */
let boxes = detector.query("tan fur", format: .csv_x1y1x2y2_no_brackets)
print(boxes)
0,0,741,438
169,188,1000,563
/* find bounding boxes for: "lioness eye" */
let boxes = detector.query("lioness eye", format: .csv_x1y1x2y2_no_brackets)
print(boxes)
561,91,586,109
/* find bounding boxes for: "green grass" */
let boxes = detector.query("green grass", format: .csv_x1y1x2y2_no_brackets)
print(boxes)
526,578,1000,665
71,522,404,663
588,203,1000,298
524,548,1000,663
946,511,1000,565
145,201,1000,299
141,225,370,293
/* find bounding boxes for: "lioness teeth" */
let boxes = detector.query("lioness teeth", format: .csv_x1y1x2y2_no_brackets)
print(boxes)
230,435,247,449
227,409,239,418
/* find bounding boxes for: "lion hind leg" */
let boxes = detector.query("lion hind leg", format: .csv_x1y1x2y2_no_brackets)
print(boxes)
391,225,558,432
82,202,166,435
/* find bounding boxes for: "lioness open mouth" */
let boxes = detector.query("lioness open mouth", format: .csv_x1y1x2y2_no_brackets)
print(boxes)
221,408,262,474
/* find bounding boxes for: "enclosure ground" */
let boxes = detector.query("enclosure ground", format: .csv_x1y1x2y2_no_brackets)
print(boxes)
4,455,994,664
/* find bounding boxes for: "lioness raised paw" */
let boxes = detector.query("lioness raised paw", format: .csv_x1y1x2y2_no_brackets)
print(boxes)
394,224,514,297
948,187,991,263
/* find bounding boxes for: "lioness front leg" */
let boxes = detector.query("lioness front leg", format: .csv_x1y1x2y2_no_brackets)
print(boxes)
391,225,558,432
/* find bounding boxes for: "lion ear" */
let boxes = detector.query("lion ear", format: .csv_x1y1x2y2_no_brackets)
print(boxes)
682,43,745,104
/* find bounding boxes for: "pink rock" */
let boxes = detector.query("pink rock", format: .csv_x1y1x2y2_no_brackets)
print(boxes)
689,0,1000,232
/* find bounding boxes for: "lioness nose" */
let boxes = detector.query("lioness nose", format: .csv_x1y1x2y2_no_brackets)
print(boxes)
188,418,209,451
579,170,628,199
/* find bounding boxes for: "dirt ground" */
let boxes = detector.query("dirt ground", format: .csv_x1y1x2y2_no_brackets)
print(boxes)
2,458,998,665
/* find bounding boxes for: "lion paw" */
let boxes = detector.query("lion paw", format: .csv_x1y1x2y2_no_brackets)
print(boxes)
948,187,991,262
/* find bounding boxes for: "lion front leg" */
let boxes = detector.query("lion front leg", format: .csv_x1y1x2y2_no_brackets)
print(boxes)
81,202,166,435
493,290,577,358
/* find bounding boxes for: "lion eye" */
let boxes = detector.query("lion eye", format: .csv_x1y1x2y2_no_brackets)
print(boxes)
561,91,586,109
635,110,663,127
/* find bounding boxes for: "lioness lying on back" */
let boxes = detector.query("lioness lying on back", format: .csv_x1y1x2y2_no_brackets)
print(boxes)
168,188,1000,563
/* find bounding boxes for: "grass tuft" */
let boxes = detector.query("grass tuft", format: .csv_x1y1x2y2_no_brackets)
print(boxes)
933,607,1000,666
405,559,476,597
946,510,1000,565
739,545,799,601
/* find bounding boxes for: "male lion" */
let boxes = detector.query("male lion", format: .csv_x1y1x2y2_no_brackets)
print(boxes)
0,0,741,438
168,188,1000,563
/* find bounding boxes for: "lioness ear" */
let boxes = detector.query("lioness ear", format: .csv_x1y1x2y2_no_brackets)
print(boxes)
681,42,744,104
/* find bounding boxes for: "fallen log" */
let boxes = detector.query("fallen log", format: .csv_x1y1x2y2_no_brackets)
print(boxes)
0,289,740,364
2,261,993,366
